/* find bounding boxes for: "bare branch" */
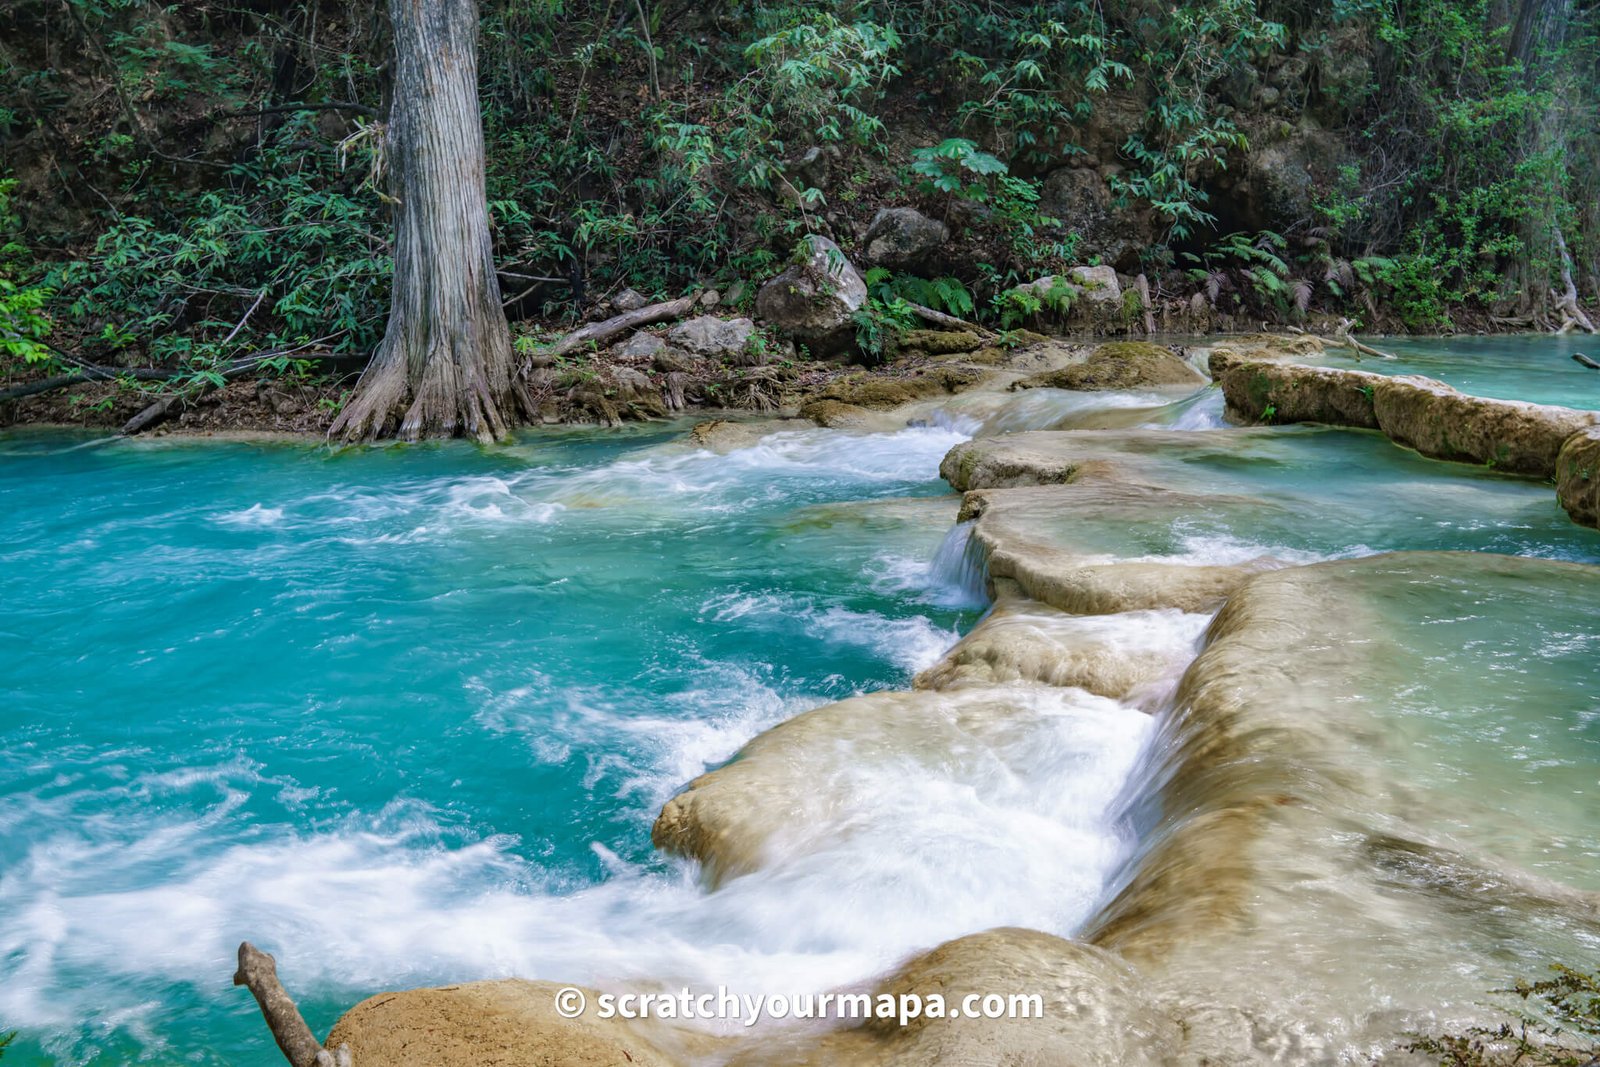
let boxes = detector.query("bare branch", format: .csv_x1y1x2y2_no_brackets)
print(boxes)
232,942,352,1067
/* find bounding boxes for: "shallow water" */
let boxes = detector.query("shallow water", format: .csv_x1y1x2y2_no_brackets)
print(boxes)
2,335,1599,1065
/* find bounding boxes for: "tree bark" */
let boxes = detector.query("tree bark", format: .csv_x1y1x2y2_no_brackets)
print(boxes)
233,942,351,1067
331,0,531,443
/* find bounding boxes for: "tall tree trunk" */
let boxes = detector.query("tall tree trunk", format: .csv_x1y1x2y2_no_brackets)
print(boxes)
331,0,530,443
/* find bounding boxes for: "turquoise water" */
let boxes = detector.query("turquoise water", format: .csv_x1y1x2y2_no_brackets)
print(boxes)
1320,333,1600,409
0,422,980,1064
2,335,1599,1065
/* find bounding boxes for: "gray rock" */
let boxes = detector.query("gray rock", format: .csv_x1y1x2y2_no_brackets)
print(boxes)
652,347,697,373
612,288,647,311
863,207,949,271
754,235,867,356
612,331,666,360
667,316,757,361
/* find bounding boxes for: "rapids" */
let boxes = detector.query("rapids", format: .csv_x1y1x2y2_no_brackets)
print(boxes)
1,336,1598,1065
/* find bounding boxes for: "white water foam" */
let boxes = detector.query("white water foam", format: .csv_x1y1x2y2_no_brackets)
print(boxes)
702,591,959,674
0,684,1153,1040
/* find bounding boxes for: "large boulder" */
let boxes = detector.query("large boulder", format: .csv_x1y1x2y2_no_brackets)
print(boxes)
667,316,758,363
1037,167,1155,272
754,235,867,356
1014,341,1203,391
862,207,949,271
1557,426,1600,529
1005,265,1127,333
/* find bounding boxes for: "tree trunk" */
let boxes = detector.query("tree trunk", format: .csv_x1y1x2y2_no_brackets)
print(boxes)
331,0,530,443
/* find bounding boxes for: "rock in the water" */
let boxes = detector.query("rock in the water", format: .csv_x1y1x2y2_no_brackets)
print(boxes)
326,979,687,1067
1220,360,1600,477
1557,426,1600,529
612,287,648,311
798,398,874,428
863,207,949,271
612,330,666,360
754,235,867,356
667,315,758,363
1014,341,1203,391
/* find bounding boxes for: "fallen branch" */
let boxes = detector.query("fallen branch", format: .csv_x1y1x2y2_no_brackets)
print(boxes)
1335,319,1396,361
233,942,351,1067
540,293,701,360
1574,353,1600,371
903,301,993,336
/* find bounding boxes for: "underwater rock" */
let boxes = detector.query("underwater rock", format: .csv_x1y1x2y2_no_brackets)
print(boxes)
326,979,690,1067
1557,426,1600,528
732,929,1181,1067
754,235,867,356
1012,341,1204,391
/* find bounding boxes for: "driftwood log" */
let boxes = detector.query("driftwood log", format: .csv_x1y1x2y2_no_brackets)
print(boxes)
1334,319,1396,361
903,301,992,336
539,293,702,361
1574,352,1600,371
234,941,352,1067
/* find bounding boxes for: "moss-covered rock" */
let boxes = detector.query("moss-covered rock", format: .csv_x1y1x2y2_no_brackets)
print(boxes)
798,398,873,427
1014,341,1203,391
900,328,984,355
806,366,990,411
1556,426,1600,529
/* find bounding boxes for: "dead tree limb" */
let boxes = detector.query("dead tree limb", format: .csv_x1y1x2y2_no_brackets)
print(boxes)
1335,319,1397,361
903,301,992,336
540,293,701,360
233,942,352,1067
1574,353,1600,370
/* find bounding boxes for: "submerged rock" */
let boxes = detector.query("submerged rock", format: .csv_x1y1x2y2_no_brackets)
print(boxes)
754,235,867,356
862,206,949,271
1013,340,1204,391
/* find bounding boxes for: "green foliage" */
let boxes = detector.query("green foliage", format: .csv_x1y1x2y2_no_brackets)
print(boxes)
0,179,53,367
0,1029,12,1059
1406,965,1600,1065
46,114,386,370
991,275,1075,329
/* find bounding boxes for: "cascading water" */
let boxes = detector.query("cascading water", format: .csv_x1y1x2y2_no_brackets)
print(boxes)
3,336,1599,1065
